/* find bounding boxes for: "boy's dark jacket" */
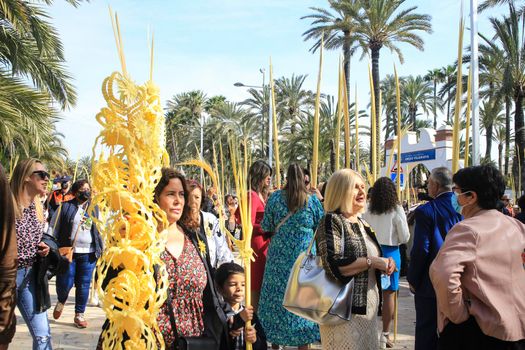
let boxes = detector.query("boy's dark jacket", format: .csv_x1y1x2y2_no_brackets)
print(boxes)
226,309,267,350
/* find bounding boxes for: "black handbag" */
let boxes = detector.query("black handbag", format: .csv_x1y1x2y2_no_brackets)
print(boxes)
165,289,217,350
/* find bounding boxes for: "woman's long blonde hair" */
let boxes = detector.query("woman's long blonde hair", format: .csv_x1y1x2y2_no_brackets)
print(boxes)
10,158,45,222
324,169,364,214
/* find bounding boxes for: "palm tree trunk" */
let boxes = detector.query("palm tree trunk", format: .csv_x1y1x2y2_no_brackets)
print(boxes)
499,143,503,173
384,112,391,161
330,140,335,173
515,92,525,190
433,80,437,129
485,123,493,160
505,96,511,175
371,45,381,174
447,79,452,124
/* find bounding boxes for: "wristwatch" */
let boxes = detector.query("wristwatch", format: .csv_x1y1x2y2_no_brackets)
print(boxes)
366,257,372,269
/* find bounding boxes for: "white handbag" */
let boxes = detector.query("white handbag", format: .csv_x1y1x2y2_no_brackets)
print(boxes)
282,227,354,325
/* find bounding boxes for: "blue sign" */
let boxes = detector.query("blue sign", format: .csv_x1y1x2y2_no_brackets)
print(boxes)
390,173,404,188
394,149,436,163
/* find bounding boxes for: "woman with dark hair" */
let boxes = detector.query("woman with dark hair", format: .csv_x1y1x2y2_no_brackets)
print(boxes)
10,159,52,350
0,165,17,350
154,168,229,349
258,163,323,349
50,179,103,328
237,160,272,312
224,194,241,242
363,177,409,348
430,165,525,349
181,180,233,271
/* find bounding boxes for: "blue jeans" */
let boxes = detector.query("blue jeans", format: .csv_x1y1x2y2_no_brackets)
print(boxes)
56,253,96,313
16,267,52,350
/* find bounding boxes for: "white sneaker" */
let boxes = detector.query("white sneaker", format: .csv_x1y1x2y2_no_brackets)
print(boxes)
380,332,394,349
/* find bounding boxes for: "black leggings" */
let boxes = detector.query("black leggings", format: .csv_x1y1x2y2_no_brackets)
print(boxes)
438,316,525,350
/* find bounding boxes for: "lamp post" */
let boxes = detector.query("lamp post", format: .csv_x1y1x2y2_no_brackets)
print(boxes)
470,0,480,166
234,72,272,167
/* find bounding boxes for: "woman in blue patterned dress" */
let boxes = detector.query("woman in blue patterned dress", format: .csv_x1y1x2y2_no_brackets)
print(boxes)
258,163,323,349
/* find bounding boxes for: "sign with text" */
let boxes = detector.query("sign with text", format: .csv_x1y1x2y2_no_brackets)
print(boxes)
394,149,436,164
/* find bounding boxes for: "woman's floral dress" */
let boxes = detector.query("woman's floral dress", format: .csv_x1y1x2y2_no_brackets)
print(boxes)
157,235,207,347
258,190,324,346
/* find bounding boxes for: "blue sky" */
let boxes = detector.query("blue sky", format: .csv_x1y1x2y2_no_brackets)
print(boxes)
50,0,505,159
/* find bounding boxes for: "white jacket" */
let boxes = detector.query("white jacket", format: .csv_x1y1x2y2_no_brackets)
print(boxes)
362,205,410,246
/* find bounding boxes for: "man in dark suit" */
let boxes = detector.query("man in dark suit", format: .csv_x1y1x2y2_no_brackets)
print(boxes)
408,167,462,350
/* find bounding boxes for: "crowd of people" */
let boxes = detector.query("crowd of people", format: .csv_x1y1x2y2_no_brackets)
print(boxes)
0,158,524,350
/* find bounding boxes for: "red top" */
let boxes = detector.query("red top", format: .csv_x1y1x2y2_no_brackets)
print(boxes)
237,190,269,291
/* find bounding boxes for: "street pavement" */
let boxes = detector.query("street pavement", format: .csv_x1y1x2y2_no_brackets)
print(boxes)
11,278,416,349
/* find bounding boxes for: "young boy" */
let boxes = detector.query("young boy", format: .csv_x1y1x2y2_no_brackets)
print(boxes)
215,263,267,350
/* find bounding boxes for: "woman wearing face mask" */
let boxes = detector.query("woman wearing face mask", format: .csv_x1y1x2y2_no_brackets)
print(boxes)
50,179,103,329
10,159,52,350
430,165,525,349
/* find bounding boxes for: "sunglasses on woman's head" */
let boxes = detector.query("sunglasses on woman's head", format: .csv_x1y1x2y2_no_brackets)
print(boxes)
32,170,50,180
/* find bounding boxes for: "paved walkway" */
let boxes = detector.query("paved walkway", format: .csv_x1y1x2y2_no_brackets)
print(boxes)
12,278,416,349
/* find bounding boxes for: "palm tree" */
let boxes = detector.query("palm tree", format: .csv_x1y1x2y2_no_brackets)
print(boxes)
438,65,456,124
241,86,270,157
480,97,505,160
352,0,432,171
205,95,227,118
402,75,434,130
302,0,361,103
479,0,522,12
489,5,525,183
1,0,82,167
494,125,508,172
424,68,445,129
165,90,208,163
275,74,313,134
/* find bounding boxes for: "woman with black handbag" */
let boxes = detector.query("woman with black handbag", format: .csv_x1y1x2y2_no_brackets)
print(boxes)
97,168,230,350
316,169,395,349
154,168,228,350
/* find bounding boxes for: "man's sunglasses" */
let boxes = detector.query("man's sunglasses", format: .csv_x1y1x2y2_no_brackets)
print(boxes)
32,170,50,180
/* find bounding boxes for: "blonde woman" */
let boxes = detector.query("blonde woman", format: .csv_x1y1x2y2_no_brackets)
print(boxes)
10,159,52,350
315,169,395,350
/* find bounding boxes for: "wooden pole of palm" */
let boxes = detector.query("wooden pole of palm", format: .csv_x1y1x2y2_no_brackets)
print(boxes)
368,62,378,183
394,65,402,200
452,11,464,174
335,57,344,171
465,67,472,167
392,65,403,343
312,35,324,188
269,58,281,188
342,65,351,169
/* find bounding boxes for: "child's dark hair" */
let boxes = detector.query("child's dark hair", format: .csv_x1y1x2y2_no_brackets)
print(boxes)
215,262,245,288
